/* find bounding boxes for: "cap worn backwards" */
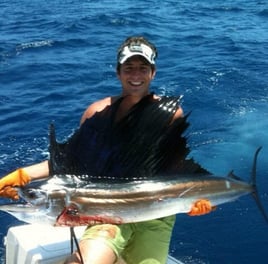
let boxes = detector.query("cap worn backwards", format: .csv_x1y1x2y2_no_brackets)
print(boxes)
118,42,156,65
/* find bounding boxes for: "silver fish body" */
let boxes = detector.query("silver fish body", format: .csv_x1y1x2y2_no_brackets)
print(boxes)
0,173,254,226
0,147,266,226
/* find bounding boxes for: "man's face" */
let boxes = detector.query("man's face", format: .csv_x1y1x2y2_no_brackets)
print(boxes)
117,55,156,97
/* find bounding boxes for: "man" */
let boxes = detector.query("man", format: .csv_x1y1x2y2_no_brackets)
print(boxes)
0,36,212,264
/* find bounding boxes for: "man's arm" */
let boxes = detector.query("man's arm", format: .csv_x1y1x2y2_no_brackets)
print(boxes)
0,160,49,200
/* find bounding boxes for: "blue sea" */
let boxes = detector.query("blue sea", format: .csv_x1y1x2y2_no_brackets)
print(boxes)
1,0,268,263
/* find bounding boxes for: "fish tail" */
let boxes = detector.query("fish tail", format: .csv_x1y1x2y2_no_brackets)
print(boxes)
250,147,268,223
250,146,262,186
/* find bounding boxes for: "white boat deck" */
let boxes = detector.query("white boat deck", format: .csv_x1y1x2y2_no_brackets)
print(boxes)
5,224,183,264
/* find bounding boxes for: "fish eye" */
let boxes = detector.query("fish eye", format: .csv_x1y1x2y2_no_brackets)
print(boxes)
66,208,78,216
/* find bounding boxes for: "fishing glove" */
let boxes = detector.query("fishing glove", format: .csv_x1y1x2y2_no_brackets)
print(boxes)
0,168,31,200
188,199,214,216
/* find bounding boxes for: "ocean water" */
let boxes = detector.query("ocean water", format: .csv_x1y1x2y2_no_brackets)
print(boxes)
1,0,268,263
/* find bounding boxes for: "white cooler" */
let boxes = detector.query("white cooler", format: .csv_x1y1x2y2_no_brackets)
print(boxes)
5,224,183,264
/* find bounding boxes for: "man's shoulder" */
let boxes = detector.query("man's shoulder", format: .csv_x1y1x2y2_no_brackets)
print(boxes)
80,96,120,123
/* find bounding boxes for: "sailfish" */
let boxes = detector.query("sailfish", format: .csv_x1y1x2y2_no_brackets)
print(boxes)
0,94,267,226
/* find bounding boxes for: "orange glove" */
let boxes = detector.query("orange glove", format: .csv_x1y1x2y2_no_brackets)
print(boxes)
188,199,215,216
0,168,31,200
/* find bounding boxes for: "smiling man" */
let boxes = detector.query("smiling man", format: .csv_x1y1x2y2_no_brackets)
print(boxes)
65,36,211,264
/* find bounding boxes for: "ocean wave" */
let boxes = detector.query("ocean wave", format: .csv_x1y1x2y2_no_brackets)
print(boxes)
16,40,54,52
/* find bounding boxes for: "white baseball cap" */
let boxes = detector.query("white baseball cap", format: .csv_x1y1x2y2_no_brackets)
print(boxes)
117,42,156,65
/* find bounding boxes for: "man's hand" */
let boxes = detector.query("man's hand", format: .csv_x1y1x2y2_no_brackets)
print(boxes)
188,199,215,216
0,169,31,200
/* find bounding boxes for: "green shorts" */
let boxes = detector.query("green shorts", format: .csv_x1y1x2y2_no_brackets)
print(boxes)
81,215,176,264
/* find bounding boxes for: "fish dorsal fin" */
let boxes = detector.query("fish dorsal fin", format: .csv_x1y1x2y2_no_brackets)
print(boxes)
48,95,210,183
